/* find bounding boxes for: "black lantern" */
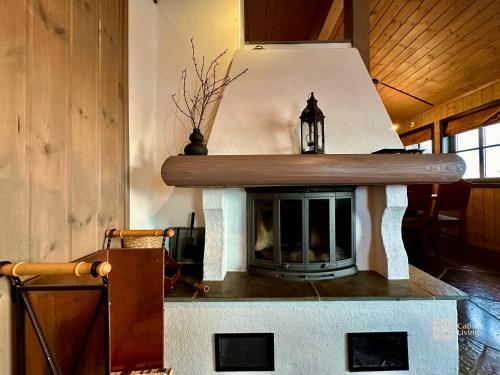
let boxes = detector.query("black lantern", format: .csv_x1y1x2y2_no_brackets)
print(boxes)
300,92,325,154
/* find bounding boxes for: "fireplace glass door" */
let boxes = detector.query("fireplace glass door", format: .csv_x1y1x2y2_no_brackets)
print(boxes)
248,188,356,279
280,198,303,265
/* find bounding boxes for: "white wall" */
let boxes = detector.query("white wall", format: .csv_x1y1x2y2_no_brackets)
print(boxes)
129,0,242,228
165,300,459,375
129,0,158,228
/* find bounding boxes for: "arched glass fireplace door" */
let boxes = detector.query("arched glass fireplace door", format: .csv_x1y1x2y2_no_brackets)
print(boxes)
247,188,357,279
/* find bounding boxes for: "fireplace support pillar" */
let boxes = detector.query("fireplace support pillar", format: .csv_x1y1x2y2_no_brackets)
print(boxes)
203,189,246,281
365,185,409,279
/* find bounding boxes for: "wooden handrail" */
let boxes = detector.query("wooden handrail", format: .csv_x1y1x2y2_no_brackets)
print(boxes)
0,261,112,277
104,229,175,238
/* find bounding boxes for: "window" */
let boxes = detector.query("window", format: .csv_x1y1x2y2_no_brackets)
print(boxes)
400,125,433,153
404,139,432,154
447,122,500,180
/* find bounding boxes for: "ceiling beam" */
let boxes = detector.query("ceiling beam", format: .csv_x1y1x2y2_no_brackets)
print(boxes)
318,0,344,40
344,0,370,70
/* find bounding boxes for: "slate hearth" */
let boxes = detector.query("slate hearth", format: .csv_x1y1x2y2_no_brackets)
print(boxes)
165,265,467,302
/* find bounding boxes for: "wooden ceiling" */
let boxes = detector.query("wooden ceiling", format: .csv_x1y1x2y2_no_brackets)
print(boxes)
244,0,332,42
244,0,500,124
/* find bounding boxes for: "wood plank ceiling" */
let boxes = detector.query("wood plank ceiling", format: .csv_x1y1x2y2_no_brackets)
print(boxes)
244,0,500,125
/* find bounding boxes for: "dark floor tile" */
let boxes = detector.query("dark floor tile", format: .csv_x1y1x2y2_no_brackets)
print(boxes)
470,297,500,321
458,300,500,351
441,270,500,302
475,347,500,375
459,336,485,375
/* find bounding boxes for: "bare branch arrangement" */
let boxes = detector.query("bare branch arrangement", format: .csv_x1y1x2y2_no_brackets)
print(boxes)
172,38,248,130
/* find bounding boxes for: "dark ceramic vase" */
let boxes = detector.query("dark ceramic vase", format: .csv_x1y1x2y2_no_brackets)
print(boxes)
184,128,208,155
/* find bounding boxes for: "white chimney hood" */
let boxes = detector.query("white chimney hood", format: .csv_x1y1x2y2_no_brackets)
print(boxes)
207,43,403,155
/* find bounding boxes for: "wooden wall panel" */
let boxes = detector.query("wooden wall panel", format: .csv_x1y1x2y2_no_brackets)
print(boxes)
29,0,71,262
0,0,128,371
0,0,29,264
466,188,500,252
98,0,124,237
0,2,29,372
69,0,100,260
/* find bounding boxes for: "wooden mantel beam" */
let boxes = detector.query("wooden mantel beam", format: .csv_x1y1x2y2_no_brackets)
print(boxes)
344,0,370,70
318,0,344,40
161,154,465,188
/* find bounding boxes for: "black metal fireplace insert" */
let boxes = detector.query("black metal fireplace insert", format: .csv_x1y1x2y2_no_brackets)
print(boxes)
247,187,357,279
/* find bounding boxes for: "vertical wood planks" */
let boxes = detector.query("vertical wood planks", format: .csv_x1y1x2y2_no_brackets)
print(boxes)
495,189,500,247
98,0,125,236
0,1,29,371
482,188,495,245
466,188,500,252
69,0,100,260
0,1,128,372
29,0,71,262
0,0,29,263
0,0,128,262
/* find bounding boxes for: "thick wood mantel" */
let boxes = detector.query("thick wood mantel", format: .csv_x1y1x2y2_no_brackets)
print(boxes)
161,154,465,188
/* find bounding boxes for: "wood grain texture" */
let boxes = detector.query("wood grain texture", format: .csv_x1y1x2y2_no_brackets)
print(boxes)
70,0,100,260
99,0,125,237
22,250,108,375
318,0,343,40
29,0,71,263
244,0,332,42
0,0,29,264
162,154,465,187
344,0,370,69
466,187,500,252
0,0,128,261
1,1,128,371
108,249,164,371
0,0,29,372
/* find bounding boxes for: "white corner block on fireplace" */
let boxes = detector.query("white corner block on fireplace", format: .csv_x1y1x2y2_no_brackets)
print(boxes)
164,300,458,375
202,185,409,281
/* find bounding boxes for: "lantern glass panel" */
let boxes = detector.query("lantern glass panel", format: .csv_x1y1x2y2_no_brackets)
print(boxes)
302,121,314,152
317,121,324,151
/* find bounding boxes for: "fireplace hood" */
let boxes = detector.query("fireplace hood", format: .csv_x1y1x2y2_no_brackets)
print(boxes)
206,43,403,155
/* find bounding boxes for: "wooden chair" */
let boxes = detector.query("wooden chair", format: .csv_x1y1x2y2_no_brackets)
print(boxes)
402,184,434,255
431,180,472,256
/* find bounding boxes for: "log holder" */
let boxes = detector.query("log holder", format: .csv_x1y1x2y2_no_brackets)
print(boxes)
0,261,111,375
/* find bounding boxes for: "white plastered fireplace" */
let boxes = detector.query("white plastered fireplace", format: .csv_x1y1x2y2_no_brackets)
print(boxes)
163,44,462,375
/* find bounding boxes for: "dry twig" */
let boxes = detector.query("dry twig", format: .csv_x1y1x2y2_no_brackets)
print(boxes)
172,38,248,130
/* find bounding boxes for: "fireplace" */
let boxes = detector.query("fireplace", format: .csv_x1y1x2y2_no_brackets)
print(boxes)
247,187,356,279
161,45,465,375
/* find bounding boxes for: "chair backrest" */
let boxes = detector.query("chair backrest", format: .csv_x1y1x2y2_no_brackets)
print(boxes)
434,180,472,217
406,184,433,214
